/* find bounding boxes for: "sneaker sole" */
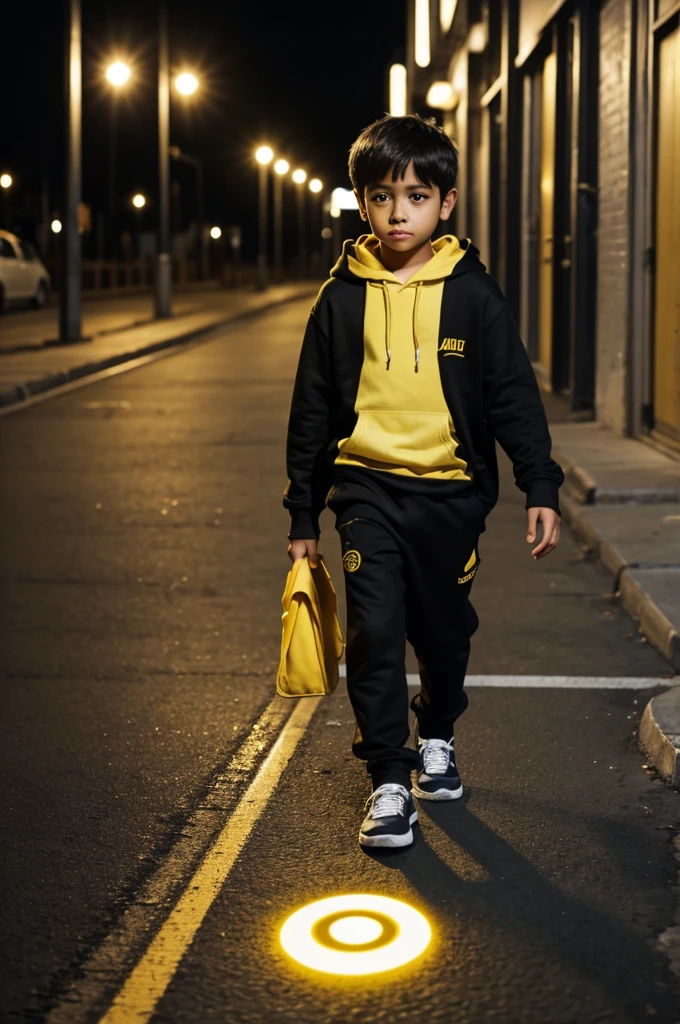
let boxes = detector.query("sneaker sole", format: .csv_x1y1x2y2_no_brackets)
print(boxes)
358,811,418,848
411,783,463,801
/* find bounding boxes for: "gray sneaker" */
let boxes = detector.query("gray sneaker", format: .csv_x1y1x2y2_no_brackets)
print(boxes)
411,734,464,801
359,783,418,848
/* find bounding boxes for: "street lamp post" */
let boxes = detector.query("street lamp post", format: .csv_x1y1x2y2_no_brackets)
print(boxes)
255,146,273,291
273,158,289,283
0,173,12,229
105,61,130,258
292,168,307,279
308,177,323,277
156,0,171,317
169,147,205,280
60,0,82,344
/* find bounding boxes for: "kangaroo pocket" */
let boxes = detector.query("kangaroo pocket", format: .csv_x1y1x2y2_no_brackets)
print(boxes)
336,409,466,474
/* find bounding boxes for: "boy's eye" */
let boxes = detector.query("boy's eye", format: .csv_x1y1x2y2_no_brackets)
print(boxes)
410,193,427,201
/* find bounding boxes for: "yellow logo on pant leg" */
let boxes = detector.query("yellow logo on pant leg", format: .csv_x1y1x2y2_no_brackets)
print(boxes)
458,548,478,584
343,550,361,572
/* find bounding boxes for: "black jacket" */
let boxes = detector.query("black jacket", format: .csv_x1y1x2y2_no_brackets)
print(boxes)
283,238,564,540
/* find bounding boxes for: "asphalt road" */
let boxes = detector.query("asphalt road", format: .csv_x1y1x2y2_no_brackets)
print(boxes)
1,298,679,1023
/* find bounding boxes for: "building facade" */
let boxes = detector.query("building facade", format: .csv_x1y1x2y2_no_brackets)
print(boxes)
405,0,679,451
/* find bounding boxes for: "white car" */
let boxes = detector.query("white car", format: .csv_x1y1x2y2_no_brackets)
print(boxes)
0,230,51,311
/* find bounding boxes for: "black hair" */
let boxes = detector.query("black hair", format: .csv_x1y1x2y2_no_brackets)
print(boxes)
348,114,458,200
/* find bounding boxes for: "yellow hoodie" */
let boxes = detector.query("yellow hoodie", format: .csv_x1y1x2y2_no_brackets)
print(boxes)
334,233,472,481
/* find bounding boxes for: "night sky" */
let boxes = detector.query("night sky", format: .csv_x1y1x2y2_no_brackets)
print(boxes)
3,0,407,261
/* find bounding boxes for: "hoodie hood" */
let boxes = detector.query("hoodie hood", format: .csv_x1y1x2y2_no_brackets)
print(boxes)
330,232,486,285
330,233,484,374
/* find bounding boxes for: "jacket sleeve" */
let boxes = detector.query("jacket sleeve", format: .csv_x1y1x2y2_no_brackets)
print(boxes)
481,295,565,513
282,309,334,540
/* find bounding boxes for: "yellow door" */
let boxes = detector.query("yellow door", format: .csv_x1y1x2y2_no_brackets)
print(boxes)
654,23,680,440
539,50,556,375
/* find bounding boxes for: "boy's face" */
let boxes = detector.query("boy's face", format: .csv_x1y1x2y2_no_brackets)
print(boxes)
354,160,457,253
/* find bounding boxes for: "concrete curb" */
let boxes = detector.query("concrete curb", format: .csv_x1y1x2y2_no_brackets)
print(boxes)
0,286,318,411
561,495,680,672
639,689,680,787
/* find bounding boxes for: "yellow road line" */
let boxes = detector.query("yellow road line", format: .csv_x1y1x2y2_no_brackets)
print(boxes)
98,696,321,1024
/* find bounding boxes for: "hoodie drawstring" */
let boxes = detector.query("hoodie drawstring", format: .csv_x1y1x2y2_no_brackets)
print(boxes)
412,281,422,373
379,280,422,373
380,282,391,371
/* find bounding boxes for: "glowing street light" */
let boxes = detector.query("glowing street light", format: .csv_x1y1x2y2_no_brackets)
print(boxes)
132,193,146,209
175,71,199,96
309,178,323,193
292,168,307,185
256,146,274,166
274,158,289,176
210,225,222,239
105,61,131,87
415,0,431,67
0,173,13,189
51,219,63,234
390,64,407,116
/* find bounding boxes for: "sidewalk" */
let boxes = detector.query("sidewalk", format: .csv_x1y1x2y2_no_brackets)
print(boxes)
549,418,680,785
0,282,319,408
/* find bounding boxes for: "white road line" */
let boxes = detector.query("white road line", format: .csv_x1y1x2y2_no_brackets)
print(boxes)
46,695,320,1024
337,665,676,688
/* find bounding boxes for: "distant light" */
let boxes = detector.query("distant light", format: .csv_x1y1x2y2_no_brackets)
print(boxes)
51,219,62,234
210,226,222,239
175,72,199,96
292,168,307,185
309,178,323,193
330,206,341,219
106,61,131,87
280,894,432,976
274,159,290,175
440,0,457,33
132,193,146,209
0,173,12,190
321,227,333,239
389,64,407,116
426,81,457,110
415,0,431,68
468,22,486,52
330,187,359,212
255,146,274,166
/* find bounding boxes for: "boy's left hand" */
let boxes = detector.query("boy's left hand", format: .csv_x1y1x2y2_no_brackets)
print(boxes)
527,507,560,560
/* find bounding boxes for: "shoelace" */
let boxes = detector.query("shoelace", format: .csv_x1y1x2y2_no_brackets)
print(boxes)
364,783,408,819
418,737,454,776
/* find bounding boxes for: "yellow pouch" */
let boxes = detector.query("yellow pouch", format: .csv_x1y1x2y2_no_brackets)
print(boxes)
276,554,345,698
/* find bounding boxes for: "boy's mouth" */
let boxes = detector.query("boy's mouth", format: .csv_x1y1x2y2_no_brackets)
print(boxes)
387,230,412,238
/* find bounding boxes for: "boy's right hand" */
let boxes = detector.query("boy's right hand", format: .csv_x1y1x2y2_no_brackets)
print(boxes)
287,538,319,568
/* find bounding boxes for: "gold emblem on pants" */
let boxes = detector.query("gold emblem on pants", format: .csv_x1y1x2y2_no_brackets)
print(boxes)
343,549,362,572
458,548,478,584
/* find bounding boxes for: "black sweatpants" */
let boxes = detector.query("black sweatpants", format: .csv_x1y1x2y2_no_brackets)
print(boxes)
327,468,485,791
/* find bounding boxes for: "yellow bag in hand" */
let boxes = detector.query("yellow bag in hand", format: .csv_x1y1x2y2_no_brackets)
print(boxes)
276,554,345,698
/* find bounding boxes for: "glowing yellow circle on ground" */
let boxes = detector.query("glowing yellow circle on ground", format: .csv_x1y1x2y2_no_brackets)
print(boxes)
280,894,431,976
328,915,383,945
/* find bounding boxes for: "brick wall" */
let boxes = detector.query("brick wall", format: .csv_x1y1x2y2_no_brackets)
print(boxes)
596,0,632,432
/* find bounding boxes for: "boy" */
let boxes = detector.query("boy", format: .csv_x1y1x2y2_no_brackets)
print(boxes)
283,114,563,849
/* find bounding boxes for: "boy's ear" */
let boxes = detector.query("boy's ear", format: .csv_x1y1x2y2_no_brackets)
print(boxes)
354,188,368,221
439,187,458,222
